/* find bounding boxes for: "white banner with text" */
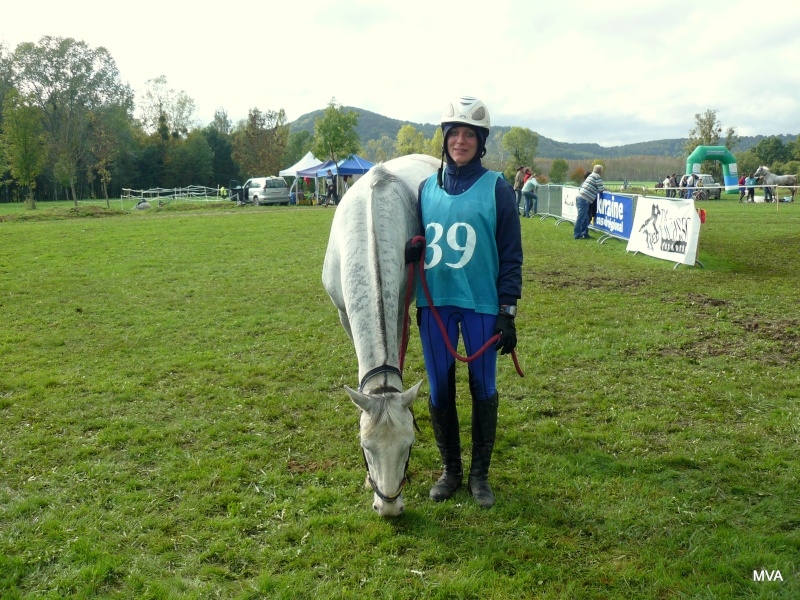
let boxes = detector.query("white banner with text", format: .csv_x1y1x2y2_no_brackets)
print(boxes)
626,197,701,266
562,187,579,222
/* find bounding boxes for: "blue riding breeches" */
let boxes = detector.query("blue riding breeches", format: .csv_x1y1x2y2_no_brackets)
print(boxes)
418,306,498,408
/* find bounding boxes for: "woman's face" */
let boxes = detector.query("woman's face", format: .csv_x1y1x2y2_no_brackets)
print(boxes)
446,126,479,167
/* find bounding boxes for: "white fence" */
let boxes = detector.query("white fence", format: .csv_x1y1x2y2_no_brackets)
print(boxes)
121,185,224,202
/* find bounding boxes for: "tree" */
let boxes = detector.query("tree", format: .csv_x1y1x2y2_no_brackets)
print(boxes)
202,126,238,187
12,36,133,204
231,107,289,178
501,126,538,179
684,109,737,181
363,135,394,164
1,90,48,207
753,136,791,166
549,158,568,183
426,128,444,159
395,124,427,156
0,41,13,129
570,166,588,186
282,130,314,170
210,108,232,136
311,98,360,170
138,75,196,138
165,130,214,186
87,104,131,205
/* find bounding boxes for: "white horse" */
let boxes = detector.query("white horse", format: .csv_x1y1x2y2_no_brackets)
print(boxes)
753,166,797,202
322,153,438,517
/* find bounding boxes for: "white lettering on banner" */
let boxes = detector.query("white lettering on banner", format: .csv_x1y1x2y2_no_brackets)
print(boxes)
598,197,624,220
595,216,624,234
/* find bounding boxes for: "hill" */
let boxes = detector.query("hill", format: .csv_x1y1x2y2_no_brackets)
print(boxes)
289,106,796,159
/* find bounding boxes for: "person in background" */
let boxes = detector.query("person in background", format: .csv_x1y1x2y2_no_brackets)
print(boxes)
738,174,747,202
513,165,525,215
684,173,696,199
663,175,671,198
406,95,522,509
746,173,756,202
574,165,603,239
325,169,338,206
521,172,540,217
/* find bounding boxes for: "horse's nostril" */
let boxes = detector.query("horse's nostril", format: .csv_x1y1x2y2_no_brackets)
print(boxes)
373,504,379,512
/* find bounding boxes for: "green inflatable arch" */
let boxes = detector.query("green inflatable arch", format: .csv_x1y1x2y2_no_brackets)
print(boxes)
686,145,738,191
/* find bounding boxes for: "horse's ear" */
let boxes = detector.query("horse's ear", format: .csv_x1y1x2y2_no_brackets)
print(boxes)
345,385,376,413
400,380,423,409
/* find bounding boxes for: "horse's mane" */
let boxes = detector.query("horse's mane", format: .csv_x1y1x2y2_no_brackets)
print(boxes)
360,394,410,439
359,165,416,372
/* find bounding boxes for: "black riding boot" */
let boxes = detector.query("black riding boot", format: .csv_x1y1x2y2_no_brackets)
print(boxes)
468,392,499,508
428,396,463,501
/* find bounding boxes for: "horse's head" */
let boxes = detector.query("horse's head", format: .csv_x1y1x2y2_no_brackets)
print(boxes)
345,380,422,517
754,166,767,178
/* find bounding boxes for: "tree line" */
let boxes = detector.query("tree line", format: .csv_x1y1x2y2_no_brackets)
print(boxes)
2,38,798,207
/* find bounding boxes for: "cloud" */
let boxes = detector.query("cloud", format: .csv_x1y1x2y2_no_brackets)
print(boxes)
3,0,799,146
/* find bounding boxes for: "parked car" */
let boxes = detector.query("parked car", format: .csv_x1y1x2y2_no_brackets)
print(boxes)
695,174,721,200
229,177,291,206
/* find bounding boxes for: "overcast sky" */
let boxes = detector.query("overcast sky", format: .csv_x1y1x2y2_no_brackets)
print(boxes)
4,0,799,147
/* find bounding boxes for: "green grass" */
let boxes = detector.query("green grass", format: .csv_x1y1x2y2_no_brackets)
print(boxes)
1,199,798,598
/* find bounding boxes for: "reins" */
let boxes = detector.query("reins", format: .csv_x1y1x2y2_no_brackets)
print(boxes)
400,235,524,378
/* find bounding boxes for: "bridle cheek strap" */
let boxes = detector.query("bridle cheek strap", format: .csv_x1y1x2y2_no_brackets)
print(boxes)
362,447,411,504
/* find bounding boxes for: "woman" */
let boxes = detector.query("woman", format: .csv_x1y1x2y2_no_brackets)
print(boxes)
406,96,523,508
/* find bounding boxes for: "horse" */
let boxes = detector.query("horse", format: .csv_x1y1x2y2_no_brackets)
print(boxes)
753,166,797,202
322,153,439,517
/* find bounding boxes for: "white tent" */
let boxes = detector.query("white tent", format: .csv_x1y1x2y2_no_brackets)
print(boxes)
279,151,324,177
279,151,325,204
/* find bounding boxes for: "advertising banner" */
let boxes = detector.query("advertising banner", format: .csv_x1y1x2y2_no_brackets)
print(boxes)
594,193,634,239
626,197,701,266
562,187,579,222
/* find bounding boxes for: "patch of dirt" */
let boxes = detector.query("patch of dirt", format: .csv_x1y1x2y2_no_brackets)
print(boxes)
529,270,648,292
667,293,800,365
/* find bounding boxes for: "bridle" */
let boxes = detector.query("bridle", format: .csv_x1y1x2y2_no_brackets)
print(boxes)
361,411,421,504
362,445,411,504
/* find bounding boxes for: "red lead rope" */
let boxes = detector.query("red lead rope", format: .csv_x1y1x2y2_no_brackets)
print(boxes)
400,235,524,378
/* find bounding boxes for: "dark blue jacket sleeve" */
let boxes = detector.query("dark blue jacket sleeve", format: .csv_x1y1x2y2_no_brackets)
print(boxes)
494,178,523,305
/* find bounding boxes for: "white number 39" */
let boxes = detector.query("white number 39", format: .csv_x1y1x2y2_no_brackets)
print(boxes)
425,222,476,269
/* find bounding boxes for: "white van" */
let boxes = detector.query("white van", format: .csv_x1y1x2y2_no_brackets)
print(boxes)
241,177,290,206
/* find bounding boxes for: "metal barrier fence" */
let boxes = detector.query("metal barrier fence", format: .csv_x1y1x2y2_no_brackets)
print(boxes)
532,185,640,243
121,186,223,202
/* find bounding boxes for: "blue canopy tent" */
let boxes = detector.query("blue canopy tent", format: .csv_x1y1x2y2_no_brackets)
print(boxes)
297,159,337,179
315,154,375,178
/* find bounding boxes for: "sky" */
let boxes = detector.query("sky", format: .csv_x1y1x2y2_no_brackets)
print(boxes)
3,0,799,147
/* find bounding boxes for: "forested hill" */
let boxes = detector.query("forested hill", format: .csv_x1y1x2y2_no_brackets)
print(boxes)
289,106,796,159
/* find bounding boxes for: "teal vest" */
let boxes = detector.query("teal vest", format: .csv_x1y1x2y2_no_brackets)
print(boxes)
416,171,501,314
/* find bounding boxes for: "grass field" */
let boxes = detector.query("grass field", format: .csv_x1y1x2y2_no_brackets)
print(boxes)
1,198,798,598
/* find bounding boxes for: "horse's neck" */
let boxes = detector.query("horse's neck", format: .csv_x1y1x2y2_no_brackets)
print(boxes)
351,199,409,380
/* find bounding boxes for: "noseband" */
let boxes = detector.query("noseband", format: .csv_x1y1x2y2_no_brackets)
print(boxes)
362,446,411,504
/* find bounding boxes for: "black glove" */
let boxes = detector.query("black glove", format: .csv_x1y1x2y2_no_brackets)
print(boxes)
404,238,425,264
494,313,517,355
